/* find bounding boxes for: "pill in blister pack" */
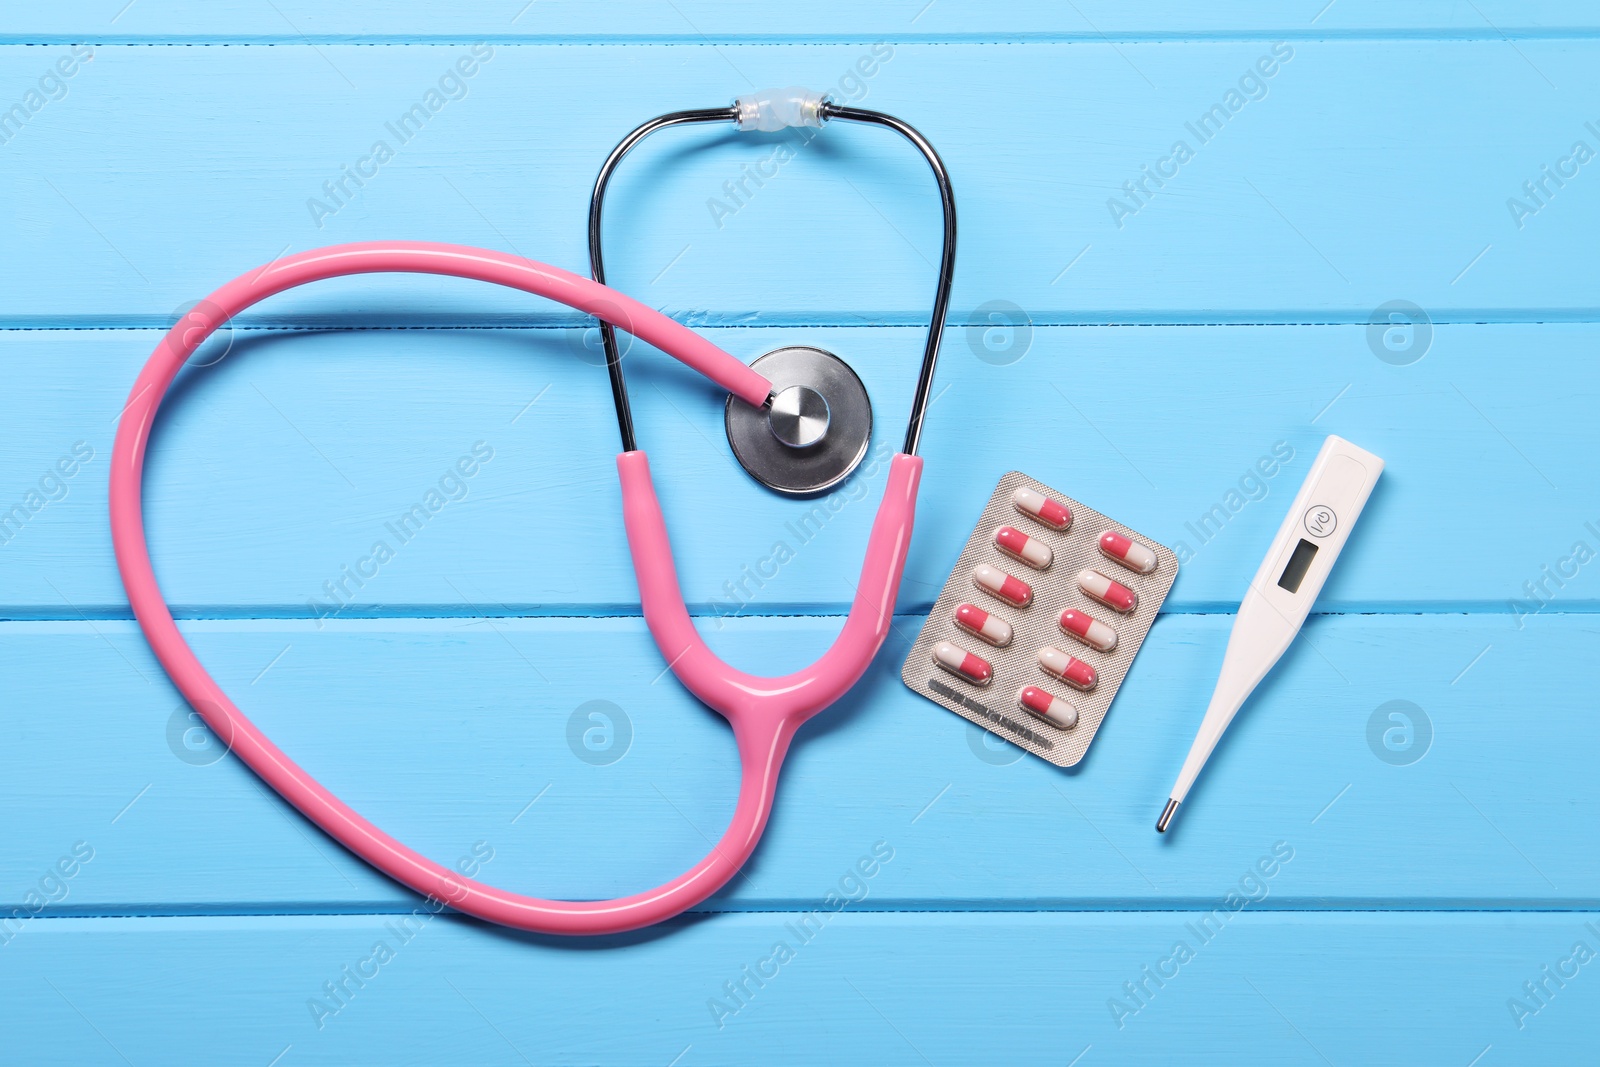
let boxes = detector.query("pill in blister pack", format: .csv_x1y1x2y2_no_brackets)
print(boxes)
1078,568,1138,614
1012,487,1071,530
973,563,1033,608
1018,685,1078,729
932,640,993,686
994,525,1053,570
1038,646,1097,692
1099,530,1158,575
955,603,1013,647
903,471,1179,768
1059,608,1118,653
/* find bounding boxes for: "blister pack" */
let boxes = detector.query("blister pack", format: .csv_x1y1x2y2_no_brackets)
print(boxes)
902,471,1178,767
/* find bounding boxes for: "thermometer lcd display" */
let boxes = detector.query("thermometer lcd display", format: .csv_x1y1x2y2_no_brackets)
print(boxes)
1277,538,1319,593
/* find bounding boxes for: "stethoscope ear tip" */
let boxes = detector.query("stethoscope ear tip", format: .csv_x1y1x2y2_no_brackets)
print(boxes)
724,346,873,496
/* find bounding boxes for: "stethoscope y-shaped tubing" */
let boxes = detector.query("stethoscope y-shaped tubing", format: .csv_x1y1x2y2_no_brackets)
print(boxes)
571,100,952,929
108,243,824,935
587,101,958,455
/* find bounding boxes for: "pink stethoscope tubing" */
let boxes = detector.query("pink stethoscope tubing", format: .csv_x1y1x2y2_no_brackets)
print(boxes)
110,241,921,935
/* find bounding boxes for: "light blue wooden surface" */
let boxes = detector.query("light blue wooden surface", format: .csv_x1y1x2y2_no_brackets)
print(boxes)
4,5,1598,1064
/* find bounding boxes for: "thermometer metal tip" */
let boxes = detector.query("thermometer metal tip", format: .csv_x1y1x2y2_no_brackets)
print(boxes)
1155,436,1383,834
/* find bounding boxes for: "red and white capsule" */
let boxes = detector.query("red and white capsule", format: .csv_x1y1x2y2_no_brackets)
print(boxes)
1099,530,1158,575
1017,685,1078,730
1038,646,1098,691
954,603,1013,647
994,525,1053,570
1058,608,1119,652
932,640,993,686
1011,486,1072,531
973,564,1033,608
1077,568,1138,613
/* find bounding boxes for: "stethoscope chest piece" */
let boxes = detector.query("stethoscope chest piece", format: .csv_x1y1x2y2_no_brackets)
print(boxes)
725,346,872,496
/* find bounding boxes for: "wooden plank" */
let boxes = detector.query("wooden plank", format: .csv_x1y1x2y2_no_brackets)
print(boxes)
1,41,1597,323
2,325,1589,614
13,2,1600,41
3,14,1590,1067
1,912,1594,1064
1,614,1592,912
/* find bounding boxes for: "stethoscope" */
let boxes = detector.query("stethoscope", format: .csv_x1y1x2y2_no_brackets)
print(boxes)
110,89,955,935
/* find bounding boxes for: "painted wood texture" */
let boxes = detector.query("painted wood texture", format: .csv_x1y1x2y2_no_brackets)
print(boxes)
0,614,1590,911
17,2,1600,39
1,42,1596,325
4,914,1596,1066
1,324,1588,614
2,10,1596,1065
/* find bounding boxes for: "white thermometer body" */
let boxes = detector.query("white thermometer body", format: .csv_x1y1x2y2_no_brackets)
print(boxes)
1157,435,1384,832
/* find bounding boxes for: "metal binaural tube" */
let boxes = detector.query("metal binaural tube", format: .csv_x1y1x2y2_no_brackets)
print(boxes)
819,103,957,457
587,106,740,452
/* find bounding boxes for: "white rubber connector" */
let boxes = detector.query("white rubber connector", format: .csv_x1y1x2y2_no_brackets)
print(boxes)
733,87,831,132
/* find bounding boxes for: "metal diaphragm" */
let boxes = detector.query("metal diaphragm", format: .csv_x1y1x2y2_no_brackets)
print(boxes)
724,346,872,497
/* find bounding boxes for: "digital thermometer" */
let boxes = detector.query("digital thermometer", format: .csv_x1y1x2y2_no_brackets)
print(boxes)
1156,435,1384,833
